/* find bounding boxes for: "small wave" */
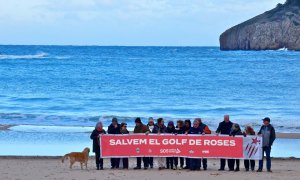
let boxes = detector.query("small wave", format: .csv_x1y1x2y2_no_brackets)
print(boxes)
0,52,49,60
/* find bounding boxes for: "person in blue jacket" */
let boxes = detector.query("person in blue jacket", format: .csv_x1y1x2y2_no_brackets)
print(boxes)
257,117,276,172
90,121,106,170
188,119,203,171
107,117,121,169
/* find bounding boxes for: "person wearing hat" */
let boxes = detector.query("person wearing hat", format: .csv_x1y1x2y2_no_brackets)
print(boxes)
229,123,243,171
90,121,106,170
147,117,155,168
120,122,129,169
257,117,276,172
166,121,176,170
107,117,121,169
216,115,234,171
133,117,150,170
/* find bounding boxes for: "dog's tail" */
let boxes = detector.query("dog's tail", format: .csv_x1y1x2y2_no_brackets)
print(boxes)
61,154,70,163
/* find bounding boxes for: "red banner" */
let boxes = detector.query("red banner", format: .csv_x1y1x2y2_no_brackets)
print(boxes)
100,134,244,158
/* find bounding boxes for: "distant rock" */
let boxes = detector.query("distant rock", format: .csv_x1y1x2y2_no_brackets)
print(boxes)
220,0,300,51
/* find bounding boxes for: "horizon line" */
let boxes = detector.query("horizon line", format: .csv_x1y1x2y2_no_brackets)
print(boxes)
0,44,220,48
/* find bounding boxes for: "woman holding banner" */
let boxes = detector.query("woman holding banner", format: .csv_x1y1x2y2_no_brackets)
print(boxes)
243,125,256,171
90,121,106,170
147,117,155,168
120,122,129,169
229,123,243,171
197,118,211,170
183,119,191,169
152,118,167,170
175,120,185,170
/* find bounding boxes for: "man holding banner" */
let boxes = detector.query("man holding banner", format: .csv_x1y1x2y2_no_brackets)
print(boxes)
133,117,150,170
216,115,233,171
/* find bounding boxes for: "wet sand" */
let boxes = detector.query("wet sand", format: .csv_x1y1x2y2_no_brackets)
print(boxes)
0,157,299,180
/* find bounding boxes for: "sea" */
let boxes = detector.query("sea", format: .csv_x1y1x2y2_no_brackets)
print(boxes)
0,45,299,157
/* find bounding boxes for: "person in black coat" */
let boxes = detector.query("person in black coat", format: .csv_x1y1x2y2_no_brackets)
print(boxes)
183,119,191,169
229,123,243,171
216,115,233,171
90,121,106,170
166,121,176,170
107,117,121,169
120,122,130,169
175,120,185,169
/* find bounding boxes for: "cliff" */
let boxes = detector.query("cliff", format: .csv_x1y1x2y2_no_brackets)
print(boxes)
219,0,300,50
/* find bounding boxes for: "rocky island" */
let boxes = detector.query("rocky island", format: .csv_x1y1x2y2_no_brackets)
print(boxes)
220,0,300,51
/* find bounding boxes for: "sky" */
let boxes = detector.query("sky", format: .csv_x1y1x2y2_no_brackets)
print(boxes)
0,0,285,46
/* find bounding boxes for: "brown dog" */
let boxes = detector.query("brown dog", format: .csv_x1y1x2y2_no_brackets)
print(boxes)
62,147,90,169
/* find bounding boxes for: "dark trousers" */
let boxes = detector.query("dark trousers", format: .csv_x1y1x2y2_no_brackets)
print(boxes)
122,158,129,169
259,146,271,170
174,157,184,167
228,159,235,170
136,157,149,168
95,152,103,168
110,158,120,168
166,157,174,169
220,159,229,170
190,158,201,170
244,160,255,170
235,159,240,170
185,158,190,168
200,158,207,169
148,157,153,167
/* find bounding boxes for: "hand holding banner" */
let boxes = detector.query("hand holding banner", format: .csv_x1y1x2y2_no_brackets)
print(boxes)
100,134,262,159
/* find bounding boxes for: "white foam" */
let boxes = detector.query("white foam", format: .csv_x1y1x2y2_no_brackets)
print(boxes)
0,52,48,59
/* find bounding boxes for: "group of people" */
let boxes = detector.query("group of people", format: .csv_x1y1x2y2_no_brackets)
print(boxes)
90,115,276,173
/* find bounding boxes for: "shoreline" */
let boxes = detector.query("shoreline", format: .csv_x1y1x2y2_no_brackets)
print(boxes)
0,124,299,139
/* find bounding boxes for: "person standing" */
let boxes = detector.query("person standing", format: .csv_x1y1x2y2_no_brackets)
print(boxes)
197,118,211,170
120,122,129,169
152,118,167,170
175,120,185,170
216,115,233,171
107,117,121,169
183,119,191,169
257,117,276,172
147,117,155,168
90,121,106,170
166,121,176,170
229,123,243,171
188,119,203,171
243,125,256,171
133,117,150,170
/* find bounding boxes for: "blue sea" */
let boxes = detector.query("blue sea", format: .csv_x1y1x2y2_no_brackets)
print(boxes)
0,45,299,156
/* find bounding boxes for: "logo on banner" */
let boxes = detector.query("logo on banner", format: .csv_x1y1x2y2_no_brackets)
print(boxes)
244,137,261,158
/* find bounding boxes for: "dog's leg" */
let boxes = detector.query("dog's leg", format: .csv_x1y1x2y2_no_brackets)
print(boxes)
80,162,83,169
70,159,75,169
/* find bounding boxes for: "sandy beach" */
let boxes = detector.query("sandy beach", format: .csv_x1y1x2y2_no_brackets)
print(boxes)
0,157,299,180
